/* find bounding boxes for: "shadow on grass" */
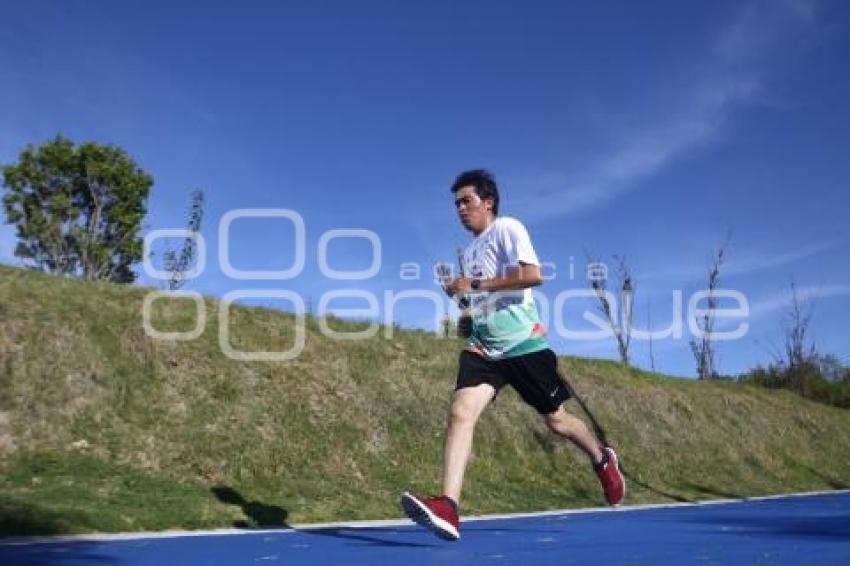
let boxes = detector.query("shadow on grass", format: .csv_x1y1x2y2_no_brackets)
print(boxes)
673,482,743,500
796,463,850,490
0,502,117,564
0,500,91,537
210,486,290,529
619,472,695,503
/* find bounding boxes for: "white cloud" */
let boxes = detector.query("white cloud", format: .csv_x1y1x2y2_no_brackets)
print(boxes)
714,0,816,62
748,283,850,321
640,237,844,283
516,0,817,221
724,239,842,278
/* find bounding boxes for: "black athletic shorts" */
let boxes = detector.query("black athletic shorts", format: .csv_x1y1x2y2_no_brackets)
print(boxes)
456,348,572,415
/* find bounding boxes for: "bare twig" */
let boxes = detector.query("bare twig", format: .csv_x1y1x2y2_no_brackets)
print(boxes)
689,233,731,379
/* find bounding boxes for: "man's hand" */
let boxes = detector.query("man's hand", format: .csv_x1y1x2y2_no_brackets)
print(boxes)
445,277,473,297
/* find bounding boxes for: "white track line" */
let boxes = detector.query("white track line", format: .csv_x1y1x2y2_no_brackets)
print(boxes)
2,488,847,547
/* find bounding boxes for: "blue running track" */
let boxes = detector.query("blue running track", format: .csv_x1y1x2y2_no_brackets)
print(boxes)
1,491,848,565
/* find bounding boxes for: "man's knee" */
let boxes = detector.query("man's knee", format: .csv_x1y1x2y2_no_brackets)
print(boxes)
447,387,491,428
448,399,479,428
544,408,581,435
543,410,564,431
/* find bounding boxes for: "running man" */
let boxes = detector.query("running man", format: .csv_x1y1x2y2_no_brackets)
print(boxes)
401,169,625,541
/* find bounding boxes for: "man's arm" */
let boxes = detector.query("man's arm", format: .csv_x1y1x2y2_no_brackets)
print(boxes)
446,261,542,295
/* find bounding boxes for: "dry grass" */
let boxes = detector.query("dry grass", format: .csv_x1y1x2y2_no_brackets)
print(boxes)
1,264,849,535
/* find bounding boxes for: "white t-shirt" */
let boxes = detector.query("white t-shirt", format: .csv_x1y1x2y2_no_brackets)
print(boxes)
460,217,548,359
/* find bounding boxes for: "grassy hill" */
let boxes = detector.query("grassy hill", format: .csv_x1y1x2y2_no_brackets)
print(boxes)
1,264,849,536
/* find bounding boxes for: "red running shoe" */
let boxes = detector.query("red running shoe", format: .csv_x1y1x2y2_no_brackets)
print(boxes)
596,447,626,505
400,492,460,541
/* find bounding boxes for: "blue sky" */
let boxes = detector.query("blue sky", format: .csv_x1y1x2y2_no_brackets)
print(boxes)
1,0,848,377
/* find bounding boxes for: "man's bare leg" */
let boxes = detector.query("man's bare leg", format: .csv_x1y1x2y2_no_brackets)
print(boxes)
543,406,604,465
442,383,496,504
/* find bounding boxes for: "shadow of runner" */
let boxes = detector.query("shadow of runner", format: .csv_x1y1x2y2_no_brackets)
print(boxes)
210,486,290,529
614,471,695,503
675,482,742,500
673,512,850,539
563,380,696,504
303,527,440,548
796,463,850,489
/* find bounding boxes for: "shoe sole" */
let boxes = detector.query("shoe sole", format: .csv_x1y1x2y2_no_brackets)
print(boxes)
400,492,460,541
605,447,626,506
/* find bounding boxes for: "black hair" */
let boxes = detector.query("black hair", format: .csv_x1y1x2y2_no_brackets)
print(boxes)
450,169,500,216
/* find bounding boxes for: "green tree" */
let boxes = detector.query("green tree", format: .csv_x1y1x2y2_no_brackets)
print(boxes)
2,136,152,283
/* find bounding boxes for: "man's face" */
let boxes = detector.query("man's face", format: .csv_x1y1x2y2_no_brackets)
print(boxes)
454,185,493,234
